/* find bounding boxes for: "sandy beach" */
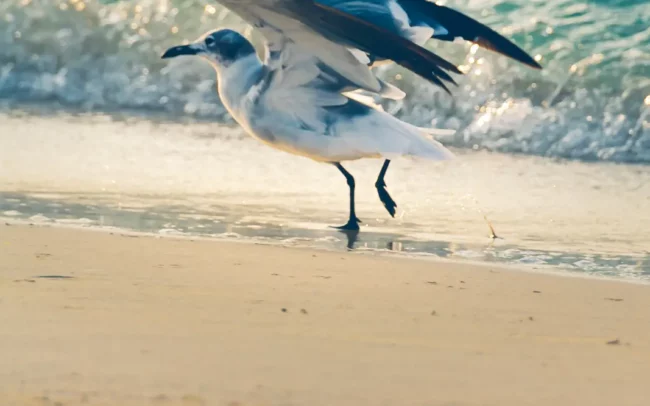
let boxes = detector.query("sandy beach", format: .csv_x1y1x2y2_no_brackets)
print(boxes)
2,0,649,403
0,223,648,406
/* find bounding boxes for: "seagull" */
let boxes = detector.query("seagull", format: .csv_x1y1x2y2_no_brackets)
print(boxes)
162,29,454,230
212,0,541,94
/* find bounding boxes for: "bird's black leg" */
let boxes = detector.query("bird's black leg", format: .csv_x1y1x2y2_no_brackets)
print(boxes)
375,159,397,217
333,162,361,230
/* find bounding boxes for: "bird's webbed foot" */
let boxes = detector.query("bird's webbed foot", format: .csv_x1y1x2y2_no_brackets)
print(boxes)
331,216,362,231
375,180,397,217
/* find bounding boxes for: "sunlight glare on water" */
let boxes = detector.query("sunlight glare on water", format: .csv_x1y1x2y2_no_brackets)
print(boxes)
1,111,649,279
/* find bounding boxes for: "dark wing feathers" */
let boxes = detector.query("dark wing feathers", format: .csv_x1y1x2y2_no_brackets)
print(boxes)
307,3,462,94
399,0,542,69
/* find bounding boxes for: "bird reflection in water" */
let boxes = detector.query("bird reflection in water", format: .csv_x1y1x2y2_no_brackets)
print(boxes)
338,228,360,250
337,229,406,251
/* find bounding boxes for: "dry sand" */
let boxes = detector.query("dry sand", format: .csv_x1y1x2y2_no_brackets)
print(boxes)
1,223,649,406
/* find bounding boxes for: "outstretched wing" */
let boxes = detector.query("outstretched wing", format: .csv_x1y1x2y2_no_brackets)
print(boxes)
250,44,455,163
250,36,368,134
260,21,406,100
241,3,387,94
397,0,542,69
318,0,541,69
216,0,462,94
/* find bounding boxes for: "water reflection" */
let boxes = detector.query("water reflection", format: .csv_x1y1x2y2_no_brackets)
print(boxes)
1,191,649,280
337,229,359,250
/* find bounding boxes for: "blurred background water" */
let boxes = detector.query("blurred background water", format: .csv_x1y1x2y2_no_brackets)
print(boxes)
1,0,649,279
1,0,649,162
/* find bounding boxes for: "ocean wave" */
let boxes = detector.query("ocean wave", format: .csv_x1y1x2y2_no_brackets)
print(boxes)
1,0,649,162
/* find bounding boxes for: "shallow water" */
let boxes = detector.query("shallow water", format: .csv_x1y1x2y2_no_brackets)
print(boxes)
2,0,650,279
2,110,649,280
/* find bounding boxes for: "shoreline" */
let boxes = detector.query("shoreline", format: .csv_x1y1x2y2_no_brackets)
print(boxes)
2,223,650,405
2,217,648,286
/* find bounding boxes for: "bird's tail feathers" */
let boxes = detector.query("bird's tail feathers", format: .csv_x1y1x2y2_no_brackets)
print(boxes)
382,115,455,161
409,127,455,160
342,93,455,160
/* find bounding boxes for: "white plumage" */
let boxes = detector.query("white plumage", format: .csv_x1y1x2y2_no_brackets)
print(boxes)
186,32,452,163
161,28,453,229
160,0,541,230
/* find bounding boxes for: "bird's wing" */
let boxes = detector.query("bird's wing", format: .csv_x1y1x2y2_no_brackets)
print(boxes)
317,0,428,44
247,38,454,162
318,0,541,69
249,36,354,135
243,4,385,94
253,96,455,162
216,0,462,94
245,6,406,100
391,0,542,69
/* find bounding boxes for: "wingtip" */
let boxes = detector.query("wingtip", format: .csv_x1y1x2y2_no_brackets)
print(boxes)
410,2,543,71
440,82,452,96
448,63,464,75
521,59,543,70
473,38,543,71
510,51,544,70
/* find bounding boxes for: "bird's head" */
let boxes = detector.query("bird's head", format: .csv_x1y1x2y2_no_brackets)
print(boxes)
161,29,256,68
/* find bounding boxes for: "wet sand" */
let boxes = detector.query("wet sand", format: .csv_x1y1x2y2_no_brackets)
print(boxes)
1,223,649,406
3,111,650,271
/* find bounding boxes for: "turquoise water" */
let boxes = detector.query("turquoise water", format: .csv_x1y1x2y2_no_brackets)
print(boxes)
1,0,649,161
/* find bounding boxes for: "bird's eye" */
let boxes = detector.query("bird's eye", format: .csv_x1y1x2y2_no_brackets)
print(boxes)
205,37,215,46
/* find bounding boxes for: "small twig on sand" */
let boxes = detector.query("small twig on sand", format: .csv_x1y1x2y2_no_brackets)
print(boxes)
484,215,502,240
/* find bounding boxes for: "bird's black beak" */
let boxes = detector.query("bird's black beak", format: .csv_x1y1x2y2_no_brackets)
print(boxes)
161,44,201,59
